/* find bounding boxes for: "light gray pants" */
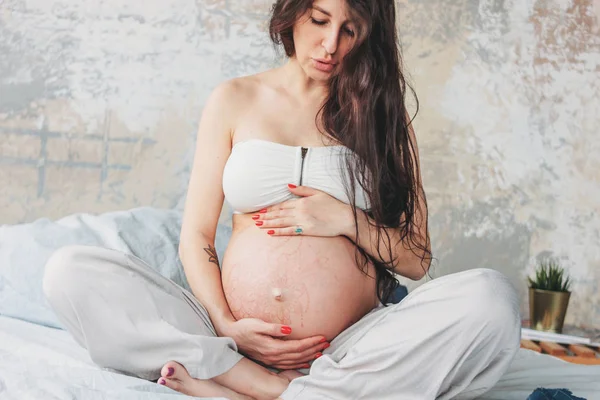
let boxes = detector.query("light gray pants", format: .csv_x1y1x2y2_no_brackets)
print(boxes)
43,245,521,400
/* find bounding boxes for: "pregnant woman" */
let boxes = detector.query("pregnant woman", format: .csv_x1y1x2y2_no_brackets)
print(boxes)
43,0,522,399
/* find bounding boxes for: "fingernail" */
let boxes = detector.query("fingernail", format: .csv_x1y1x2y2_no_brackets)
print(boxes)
288,184,297,189
259,209,267,213
302,364,311,368
158,378,166,385
167,367,174,377
267,230,275,235
319,337,327,343
281,326,292,334
323,343,330,349
255,221,263,226
314,352,322,359
252,215,260,220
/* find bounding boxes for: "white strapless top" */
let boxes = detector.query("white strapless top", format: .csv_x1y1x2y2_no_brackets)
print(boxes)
222,139,371,215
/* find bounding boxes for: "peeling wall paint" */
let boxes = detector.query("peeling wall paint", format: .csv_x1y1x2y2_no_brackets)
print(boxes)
420,0,600,329
0,0,598,328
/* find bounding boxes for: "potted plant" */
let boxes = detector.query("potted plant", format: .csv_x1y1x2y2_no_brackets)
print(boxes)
527,257,572,333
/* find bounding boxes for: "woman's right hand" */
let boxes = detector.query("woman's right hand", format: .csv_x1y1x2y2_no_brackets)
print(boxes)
220,318,330,370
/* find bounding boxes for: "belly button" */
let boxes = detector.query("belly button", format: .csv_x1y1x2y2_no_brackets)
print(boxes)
272,288,284,301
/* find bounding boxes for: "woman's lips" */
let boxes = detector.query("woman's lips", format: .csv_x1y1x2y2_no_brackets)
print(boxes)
312,58,336,72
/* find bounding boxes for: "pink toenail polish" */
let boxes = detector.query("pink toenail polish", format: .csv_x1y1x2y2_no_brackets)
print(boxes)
167,367,174,376
158,378,166,385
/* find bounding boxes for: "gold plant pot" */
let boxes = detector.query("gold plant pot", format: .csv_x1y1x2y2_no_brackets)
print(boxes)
528,288,571,333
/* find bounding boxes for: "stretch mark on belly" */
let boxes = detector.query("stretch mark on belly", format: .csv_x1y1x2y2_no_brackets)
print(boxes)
225,258,311,327
270,248,311,327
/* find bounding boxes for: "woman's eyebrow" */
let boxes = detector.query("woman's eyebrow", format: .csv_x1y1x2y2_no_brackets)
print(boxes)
312,5,332,16
312,5,354,24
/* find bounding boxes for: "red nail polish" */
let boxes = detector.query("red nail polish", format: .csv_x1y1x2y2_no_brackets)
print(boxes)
267,230,275,235
319,337,327,343
255,221,263,226
314,352,322,359
259,209,267,213
252,215,260,220
281,326,292,334
302,364,311,369
323,343,330,349
288,184,297,189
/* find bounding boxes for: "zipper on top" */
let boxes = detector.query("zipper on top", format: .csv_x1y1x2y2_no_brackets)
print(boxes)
299,147,308,186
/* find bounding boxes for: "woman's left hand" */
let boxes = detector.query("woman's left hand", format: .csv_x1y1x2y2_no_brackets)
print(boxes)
253,184,353,237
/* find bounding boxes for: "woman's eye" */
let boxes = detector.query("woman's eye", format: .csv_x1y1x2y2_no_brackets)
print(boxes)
344,28,355,37
311,18,327,26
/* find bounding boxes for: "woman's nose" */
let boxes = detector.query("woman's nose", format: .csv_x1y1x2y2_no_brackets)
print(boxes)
322,29,340,55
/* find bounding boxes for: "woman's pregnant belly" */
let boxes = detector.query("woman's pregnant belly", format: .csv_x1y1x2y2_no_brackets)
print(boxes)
221,218,379,341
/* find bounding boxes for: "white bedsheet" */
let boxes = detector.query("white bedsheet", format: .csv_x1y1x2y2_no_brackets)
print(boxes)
1,315,599,400
480,345,600,399
0,315,223,400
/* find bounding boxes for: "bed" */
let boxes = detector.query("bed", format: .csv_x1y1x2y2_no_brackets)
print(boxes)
1,207,599,399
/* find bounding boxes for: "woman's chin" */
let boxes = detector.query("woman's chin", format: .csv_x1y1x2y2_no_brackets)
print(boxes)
303,65,333,82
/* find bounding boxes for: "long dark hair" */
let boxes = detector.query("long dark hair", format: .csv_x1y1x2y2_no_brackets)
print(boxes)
269,0,433,305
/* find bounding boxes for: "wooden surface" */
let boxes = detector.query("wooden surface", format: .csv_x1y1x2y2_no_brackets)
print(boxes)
520,320,600,365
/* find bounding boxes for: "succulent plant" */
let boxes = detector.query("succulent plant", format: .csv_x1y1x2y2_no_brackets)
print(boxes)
528,257,571,292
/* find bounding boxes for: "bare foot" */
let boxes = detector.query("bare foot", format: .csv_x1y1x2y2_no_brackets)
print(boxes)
157,360,253,400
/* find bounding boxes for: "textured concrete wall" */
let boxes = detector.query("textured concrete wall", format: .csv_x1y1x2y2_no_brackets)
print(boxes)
1,0,599,328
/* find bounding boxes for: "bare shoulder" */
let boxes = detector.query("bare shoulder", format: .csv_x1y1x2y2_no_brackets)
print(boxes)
203,70,279,137
209,72,273,106
205,77,250,113
203,73,270,124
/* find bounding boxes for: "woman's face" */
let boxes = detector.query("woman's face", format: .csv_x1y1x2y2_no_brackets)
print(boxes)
292,0,358,81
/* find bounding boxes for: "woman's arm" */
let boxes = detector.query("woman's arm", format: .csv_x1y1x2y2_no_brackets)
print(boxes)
343,116,431,281
178,82,238,334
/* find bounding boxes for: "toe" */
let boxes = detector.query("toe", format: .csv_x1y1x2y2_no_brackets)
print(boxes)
158,376,183,392
161,360,189,381
160,361,179,379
